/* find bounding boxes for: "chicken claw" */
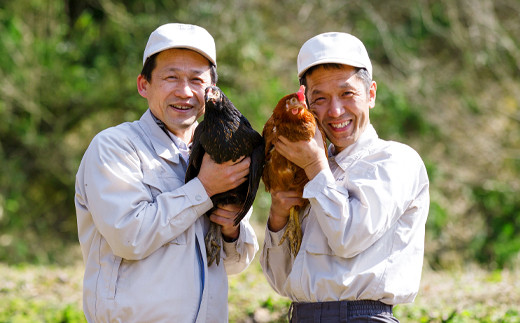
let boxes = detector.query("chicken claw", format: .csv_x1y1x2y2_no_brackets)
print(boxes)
278,206,302,257
205,223,222,266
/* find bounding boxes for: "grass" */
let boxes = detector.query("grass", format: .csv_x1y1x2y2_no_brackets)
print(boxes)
0,261,85,323
1,248,519,323
228,260,520,323
393,265,520,323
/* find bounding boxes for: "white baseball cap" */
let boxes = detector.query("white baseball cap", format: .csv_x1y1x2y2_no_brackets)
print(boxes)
297,32,372,79
142,23,216,66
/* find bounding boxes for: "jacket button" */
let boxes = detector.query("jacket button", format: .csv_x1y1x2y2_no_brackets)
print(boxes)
195,195,202,201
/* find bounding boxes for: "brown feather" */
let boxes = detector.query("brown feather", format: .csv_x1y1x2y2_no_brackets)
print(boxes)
261,88,327,256
262,92,326,194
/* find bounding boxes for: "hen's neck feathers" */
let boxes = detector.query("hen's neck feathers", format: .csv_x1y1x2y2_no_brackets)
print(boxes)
273,95,315,126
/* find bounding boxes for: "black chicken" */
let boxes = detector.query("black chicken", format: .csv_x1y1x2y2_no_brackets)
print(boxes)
185,86,265,266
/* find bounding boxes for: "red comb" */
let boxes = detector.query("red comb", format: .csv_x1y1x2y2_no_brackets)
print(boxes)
297,85,305,102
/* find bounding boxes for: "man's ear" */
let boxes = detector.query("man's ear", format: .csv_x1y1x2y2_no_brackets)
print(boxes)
368,81,377,109
137,74,148,98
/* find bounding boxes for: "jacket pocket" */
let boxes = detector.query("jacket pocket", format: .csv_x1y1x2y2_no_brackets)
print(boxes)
107,255,122,300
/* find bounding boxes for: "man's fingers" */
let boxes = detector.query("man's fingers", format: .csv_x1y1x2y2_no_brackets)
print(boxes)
209,213,235,226
232,156,246,165
213,206,237,219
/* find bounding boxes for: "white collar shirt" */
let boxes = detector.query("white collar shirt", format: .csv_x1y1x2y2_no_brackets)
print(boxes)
167,130,191,164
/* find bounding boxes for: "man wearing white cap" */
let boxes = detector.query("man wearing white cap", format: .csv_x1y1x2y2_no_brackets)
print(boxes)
260,32,429,322
75,23,258,322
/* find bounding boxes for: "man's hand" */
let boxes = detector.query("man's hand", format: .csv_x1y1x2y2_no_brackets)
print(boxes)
209,204,241,241
197,154,250,197
275,129,328,180
268,190,306,232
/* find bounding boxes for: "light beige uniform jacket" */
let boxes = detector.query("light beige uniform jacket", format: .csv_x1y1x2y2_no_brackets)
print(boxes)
75,109,258,322
261,124,429,305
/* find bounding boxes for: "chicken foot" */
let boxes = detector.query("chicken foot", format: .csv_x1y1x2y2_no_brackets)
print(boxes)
205,222,222,266
278,206,302,257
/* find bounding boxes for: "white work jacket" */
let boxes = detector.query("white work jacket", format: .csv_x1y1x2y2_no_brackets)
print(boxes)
75,109,258,322
260,124,429,305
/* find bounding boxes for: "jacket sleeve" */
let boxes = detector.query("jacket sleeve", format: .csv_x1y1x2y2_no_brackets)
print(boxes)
302,147,429,258
77,129,213,261
259,223,294,297
222,207,259,275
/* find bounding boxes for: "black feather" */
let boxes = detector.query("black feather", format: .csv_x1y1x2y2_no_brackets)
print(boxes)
185,86,265,225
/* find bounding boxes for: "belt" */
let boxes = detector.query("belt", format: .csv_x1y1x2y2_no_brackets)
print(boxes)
289,300,393,322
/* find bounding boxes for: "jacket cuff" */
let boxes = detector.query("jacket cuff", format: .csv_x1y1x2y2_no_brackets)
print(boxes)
263,224,288,248
302,168,335,199
223,236,239,259
182,177,213,215
223,220,257,260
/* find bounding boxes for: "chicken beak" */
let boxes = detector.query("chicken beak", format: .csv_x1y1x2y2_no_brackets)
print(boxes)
205,87,220,102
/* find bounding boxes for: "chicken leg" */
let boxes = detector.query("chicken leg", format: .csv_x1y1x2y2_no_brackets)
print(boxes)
278,205,302,257
205,222,222,266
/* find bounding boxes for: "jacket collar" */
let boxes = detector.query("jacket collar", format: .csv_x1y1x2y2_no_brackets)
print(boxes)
328,124,379,170
138,109,195,164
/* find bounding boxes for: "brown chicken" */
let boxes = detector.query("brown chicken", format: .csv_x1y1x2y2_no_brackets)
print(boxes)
262,85,327,257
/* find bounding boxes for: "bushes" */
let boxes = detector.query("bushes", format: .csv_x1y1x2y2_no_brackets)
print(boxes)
0,0,519,268
470,184,520,268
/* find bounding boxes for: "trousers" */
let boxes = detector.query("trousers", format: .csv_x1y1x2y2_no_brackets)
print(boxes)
289,300,399,323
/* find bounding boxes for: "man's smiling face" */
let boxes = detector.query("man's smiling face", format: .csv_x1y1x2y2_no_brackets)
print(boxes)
306,64,376,153
137,48,213,139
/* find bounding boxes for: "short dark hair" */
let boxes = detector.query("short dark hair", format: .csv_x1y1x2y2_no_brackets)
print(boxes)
299,63,371,96
140,52,218,84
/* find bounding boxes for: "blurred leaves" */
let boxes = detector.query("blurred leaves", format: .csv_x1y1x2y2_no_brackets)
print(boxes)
0,0,519,267
471,183,520,268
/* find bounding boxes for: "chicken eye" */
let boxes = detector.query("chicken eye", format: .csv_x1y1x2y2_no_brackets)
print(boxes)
289,97,298,105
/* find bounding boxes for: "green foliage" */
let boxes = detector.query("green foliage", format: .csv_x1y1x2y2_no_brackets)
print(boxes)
0,0,519,269
0,262,85,322
227,257,291,322
394,306,520,323
427,201,448,240
0,1,146,263
372,82,437,140
0,300,85,323
470,183,520,268
2,262,519,323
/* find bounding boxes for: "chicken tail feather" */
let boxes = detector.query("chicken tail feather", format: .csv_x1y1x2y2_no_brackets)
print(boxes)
233,143,265,226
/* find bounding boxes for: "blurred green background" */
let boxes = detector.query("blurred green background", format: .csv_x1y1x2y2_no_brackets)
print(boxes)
1,0,520,296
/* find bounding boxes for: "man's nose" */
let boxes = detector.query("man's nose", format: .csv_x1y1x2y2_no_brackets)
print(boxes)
328,97,345,117
175,80,194,98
